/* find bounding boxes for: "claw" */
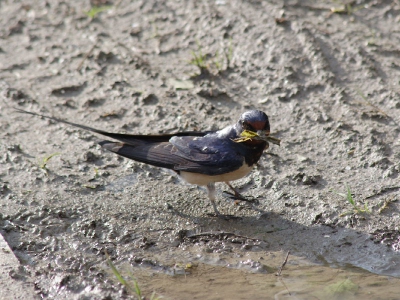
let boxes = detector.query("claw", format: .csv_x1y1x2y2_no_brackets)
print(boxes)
223,182,259,204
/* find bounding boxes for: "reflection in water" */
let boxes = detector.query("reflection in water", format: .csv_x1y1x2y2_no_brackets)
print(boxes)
113,249,400,300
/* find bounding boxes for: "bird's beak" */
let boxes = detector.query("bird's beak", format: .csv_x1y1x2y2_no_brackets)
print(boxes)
256,129,270,138
257,129,281,146
232,129,281,146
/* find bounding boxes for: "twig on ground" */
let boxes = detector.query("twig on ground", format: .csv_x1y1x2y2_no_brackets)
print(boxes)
187,231,260,242
275,251,291,296
378,195,397,214
276,251,290,276
77,42,97,71
355,88,389,118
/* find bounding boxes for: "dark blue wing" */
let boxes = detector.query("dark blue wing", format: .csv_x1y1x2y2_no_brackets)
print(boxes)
100,134,245,176
169,134,245,175
16,108,250,175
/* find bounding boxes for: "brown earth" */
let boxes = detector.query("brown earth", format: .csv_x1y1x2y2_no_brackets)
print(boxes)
1,0,400,299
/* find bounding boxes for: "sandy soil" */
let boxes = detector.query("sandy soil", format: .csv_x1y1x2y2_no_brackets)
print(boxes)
1,0,400,298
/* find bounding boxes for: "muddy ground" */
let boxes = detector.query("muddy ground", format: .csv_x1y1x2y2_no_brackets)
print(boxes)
1,0,400,299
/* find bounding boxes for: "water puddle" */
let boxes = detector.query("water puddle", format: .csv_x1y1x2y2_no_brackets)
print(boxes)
102,175,400,299
113,249,400,300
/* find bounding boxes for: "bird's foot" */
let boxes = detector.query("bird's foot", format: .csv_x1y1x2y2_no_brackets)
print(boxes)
207,185,242,220
222,191,259,204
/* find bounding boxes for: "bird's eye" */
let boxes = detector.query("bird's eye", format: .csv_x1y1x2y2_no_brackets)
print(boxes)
242,121,254,131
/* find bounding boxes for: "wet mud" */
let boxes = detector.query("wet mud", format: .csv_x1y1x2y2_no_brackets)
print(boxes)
1,0,400,298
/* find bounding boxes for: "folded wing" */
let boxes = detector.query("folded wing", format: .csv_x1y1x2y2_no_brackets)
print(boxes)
16,109,244,176
100,134,244,176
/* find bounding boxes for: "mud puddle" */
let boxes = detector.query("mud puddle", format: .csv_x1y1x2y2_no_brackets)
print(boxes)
112,249,400,300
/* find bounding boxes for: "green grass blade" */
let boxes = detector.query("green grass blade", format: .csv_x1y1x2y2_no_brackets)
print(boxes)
85,5,112,18
40,152,61,169
346,185,355,206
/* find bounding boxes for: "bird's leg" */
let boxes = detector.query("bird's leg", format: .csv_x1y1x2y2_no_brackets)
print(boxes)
206,182,240,219
207,182,221,216
223,181,256,203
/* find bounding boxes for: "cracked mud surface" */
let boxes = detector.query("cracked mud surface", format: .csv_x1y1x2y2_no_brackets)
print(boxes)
1,0,400,298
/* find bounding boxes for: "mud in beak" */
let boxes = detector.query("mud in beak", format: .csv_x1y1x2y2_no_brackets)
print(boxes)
256,130,281,146
256,129,270,138
232,130,281,146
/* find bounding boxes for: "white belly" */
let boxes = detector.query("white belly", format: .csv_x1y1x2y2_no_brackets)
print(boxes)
179,163,254,186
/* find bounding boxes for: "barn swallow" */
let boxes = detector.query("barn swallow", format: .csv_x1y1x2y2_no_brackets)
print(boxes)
16,108,279,218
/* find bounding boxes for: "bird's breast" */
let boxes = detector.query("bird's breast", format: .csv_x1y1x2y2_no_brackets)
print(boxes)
179,163,254,186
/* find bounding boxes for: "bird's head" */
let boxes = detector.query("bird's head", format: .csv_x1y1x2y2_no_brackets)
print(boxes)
238,110,270,136
233,110,280,147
